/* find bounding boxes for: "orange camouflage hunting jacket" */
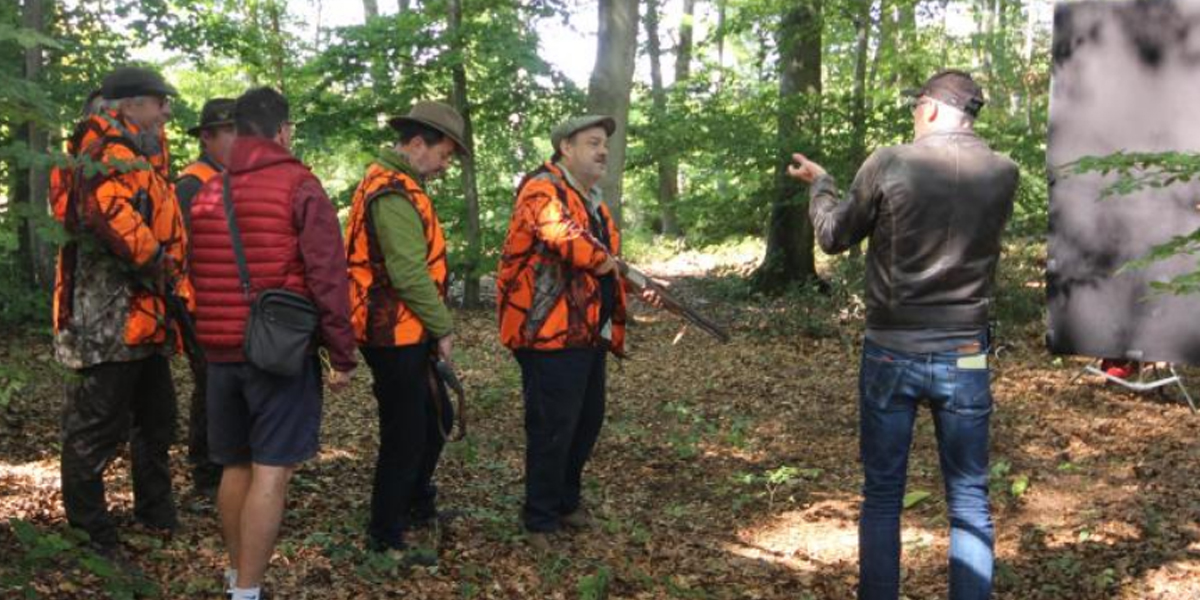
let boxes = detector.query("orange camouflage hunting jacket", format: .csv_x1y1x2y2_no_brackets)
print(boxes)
496,162,627,355
52,111,191,369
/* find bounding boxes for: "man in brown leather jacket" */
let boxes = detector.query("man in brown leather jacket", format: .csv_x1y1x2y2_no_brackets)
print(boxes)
788,70,1018,600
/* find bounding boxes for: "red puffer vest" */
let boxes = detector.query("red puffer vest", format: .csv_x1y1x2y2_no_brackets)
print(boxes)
189,137,313,360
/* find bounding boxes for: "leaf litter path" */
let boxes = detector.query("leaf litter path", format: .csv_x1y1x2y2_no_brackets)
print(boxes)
2,263,1200,598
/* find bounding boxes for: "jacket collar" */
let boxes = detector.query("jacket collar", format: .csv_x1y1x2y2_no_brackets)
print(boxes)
377,147,423,184
547,160,603,214
914,129,981,145
228,136,305,175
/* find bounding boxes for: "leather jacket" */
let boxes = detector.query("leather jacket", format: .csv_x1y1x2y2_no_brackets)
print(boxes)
809,130,1019,330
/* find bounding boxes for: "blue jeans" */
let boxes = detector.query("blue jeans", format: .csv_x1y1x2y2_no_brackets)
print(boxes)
857,338,994,600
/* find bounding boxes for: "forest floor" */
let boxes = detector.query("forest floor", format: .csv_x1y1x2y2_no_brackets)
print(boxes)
2,244,1200,600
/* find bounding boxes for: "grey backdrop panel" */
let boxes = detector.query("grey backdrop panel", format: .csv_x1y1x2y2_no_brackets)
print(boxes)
1047,0,1200,365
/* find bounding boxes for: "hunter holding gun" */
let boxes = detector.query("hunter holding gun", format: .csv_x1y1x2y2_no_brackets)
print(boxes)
497,115,662,553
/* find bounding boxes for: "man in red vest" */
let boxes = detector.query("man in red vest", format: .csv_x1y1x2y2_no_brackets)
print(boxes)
189,87,355,600
176,97,236,500
344,101,467,556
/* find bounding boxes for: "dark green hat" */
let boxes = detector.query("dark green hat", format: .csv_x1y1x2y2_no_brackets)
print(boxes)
187,98,236,137
100,66,178,100
387,101,471,158
551,115,616,154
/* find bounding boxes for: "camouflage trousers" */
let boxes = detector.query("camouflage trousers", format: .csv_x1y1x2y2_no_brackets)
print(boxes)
60,355,178,547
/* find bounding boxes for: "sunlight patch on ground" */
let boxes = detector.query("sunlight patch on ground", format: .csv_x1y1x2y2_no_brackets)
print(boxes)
725,500,938,573
637,237,765,278
315,447,359,462
0,459,60,489
1136,558,1200,599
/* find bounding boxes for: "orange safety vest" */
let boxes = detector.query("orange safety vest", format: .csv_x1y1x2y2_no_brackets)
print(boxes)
179,159,220,184
345,163,448,347
52,111,191,364
496,162,626,355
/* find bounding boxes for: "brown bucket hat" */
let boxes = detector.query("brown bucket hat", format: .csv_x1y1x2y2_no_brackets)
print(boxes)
387,101,471,157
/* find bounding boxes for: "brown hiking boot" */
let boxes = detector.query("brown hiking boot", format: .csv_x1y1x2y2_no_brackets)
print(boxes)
525,531,554,554
561,509,594,530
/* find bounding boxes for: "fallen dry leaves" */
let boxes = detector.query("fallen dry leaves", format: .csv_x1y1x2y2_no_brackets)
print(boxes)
2,258,1199,599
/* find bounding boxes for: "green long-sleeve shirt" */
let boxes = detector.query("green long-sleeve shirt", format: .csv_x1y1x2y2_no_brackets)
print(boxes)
369,148,454,339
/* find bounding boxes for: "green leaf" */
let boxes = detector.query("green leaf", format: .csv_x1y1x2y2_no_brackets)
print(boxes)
902,490,931,509
1010,474,1030,498
80,553,118,579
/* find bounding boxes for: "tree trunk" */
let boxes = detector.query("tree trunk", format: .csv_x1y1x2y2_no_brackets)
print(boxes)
867,0,891,91
754,0,821,292
448,0,481,308
586,0,639,228
662,0,695,236
20,0,54,290
265,0,287,94
643,0,683,237
848,0,872,259
850,0,871,170
362,0,378,20
1024,0,1036,128
716,0,727,88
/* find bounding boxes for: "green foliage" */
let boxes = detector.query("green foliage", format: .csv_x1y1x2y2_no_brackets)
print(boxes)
577,565,612,600
1068,151,1200,295
2,519,160,599
0,0,1058,330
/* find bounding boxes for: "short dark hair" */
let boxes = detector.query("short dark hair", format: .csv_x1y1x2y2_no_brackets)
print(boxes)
396,121,445,148
234,87,289,138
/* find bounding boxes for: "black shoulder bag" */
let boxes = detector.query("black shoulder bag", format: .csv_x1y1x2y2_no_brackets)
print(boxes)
221,172,320,377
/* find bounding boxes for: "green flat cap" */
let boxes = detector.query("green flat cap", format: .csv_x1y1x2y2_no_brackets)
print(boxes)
100,66,178,100
187,98,236,137
551,115,616,153
388,101,471,158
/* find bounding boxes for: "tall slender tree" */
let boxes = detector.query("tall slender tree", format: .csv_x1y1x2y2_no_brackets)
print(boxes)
448,0,482,308
643,0,683,237
18,0,53,290
754,0,822,291
586,0,639,227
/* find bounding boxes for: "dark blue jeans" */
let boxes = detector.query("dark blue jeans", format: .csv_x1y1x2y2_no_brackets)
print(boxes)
515,348,606,532
858,338,994,600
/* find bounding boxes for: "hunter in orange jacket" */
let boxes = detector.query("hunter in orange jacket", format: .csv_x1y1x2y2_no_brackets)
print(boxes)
498,115,636,539
56,66,188,554
344,101,467,552
345,159,450,347
53,84,190,369
496,160,628,356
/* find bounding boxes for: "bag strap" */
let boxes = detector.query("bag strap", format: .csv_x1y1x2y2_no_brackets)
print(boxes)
220,171,253,300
